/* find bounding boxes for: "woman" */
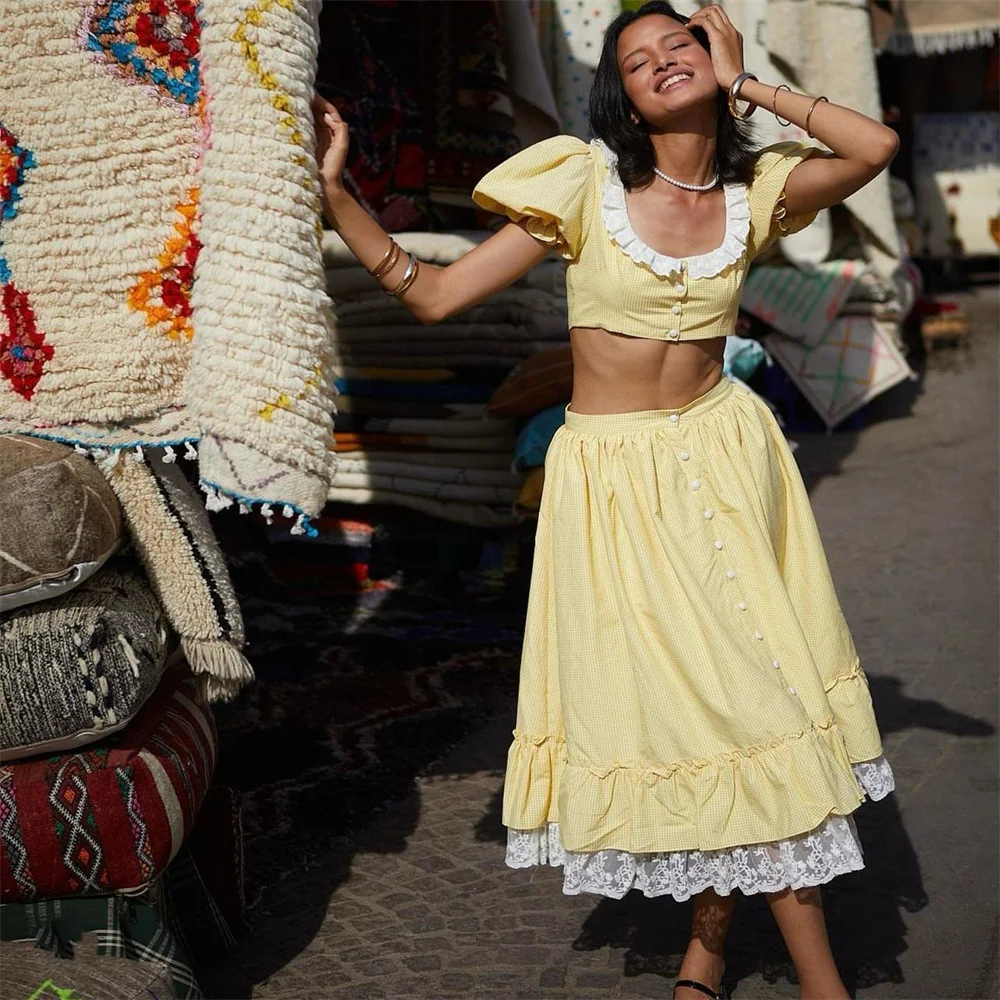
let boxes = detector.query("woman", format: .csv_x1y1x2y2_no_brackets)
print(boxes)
313,4,897,997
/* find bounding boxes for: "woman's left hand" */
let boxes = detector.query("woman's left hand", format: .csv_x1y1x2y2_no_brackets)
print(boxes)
686,4,745,92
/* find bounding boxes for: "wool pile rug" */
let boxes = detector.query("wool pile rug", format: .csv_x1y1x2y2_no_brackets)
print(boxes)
0,0,336,530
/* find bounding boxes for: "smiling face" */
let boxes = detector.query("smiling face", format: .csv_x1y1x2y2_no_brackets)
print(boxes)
617,14,717,126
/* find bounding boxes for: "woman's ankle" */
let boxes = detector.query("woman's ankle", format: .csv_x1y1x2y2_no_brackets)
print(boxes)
677,941,726,985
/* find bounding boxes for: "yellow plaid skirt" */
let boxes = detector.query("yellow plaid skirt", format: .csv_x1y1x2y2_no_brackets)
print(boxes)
505,377,885,855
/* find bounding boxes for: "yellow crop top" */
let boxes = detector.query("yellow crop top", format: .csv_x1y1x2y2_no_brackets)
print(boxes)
471,135,820,342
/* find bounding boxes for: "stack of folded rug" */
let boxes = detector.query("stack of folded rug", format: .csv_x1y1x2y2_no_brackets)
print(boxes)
740,257,914,430
323,232,570,527
0,436,244,999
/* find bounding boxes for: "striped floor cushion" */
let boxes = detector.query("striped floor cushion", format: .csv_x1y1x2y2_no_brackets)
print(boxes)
0,671,216,903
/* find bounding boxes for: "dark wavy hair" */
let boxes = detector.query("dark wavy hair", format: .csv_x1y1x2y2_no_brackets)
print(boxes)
589,0,756,191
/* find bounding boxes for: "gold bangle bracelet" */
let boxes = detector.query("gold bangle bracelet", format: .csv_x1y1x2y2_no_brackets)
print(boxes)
370,241,395,275
805,95,829,138
772,84,792,127
370,240,401,279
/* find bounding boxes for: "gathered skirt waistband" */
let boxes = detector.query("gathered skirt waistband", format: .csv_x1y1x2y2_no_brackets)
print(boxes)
564,376,734,436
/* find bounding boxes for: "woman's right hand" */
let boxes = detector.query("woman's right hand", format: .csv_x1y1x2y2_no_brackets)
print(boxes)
312,93,349,196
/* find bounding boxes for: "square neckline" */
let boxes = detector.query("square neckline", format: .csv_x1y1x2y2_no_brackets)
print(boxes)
592,139,751,281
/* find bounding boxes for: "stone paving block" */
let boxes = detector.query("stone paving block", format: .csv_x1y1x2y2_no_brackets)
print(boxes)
350,914,394,933
330,983,388,1000
474,970,532,994
403,954,443,973
435,971,477,992
351,958,402,978
539,965,568,989
495,944,555,966
444,916,482,934
383,977,436,998
411,934,456,953
378,891,418,908
410,854,458,874
442,945,501,967
325,897,376,918
571,969,623,988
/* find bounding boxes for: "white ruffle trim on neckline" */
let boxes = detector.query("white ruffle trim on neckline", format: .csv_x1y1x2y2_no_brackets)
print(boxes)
505,755,895,901
593,138,750,280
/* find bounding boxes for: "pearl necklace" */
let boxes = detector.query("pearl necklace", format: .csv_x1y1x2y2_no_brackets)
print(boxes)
653,166,718,192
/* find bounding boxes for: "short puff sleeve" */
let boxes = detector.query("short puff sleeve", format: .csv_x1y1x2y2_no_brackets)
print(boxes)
472,136,593,261
748,141,823,257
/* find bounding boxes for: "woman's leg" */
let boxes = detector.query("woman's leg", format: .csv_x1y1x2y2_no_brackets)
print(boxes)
765,886,850,999
674,888,735,998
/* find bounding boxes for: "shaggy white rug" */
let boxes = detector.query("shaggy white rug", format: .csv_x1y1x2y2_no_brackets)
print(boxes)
0,0,335,532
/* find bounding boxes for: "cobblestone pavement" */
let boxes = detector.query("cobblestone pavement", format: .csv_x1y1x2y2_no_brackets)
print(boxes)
207,288,998,1000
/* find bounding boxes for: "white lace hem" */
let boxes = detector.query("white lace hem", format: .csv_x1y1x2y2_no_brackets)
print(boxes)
505,755,895,901
593,138,750,280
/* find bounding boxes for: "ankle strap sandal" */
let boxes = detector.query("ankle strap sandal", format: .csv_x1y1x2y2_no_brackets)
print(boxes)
673,979,730,1000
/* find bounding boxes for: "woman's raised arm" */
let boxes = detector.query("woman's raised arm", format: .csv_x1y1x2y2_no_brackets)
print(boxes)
313,95,550,325
687,5,900,218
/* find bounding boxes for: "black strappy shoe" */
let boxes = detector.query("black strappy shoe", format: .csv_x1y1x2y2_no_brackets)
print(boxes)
673,978,731,1000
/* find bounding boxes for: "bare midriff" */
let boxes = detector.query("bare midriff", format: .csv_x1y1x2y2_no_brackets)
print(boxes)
568,327,726,414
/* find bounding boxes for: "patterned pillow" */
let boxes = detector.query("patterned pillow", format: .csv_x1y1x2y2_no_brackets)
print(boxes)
0,562,169,762
489,344,573,417
0,436,122,611
0,669,217,902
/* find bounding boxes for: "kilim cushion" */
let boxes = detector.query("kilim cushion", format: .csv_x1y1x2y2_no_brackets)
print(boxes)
0,436,121,612
0,670,217,902
0,561,168,763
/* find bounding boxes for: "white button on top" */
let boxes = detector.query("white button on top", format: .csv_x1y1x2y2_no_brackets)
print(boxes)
679,451,690,461
714,540,724,550
754,630,763,640
675,283,686,294
704,509,713,519
671,303,681,315
690,480,701,490
726,569,736,580
738,601,747,610
772,659,781,669
669,413,679,423
668,329,680,340
788,687,798,695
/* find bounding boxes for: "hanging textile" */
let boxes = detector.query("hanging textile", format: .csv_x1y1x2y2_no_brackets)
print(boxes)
0,0,336,528
877,0,1000,56
759,0,901,277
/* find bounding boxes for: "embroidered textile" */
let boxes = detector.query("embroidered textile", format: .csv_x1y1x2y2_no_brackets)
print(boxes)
0,670,217,903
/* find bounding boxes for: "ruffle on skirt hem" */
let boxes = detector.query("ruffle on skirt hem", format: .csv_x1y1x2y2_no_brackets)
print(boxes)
506,756,894,901
503,709,886,856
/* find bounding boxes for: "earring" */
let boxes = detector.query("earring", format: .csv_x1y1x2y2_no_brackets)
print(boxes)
630,112,640,125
